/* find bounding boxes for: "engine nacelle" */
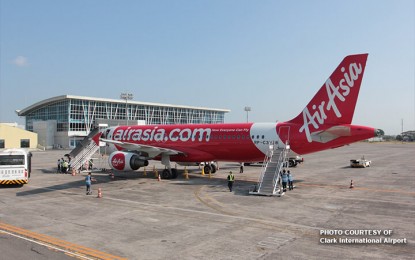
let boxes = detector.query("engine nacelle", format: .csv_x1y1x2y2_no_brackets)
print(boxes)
109,151,149,171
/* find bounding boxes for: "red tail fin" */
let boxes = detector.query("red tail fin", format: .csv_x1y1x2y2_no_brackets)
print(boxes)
287,54,368,142
92,132,102,145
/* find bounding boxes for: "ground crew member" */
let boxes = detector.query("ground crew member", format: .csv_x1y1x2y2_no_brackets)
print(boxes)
57,159,61,173
85,172,96,195
281,169,288,192
62,160,68,174
227,171,235,192
240,163,244,173
60,158,65,173
288,170,294,190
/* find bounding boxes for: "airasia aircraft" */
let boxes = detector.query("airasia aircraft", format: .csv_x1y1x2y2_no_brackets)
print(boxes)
96,54,379,179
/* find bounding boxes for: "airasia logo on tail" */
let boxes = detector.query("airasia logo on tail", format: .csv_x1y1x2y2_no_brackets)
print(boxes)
299,60,364,142
111,153,125,170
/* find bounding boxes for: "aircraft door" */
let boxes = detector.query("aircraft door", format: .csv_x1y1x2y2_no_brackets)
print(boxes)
277,126,290,148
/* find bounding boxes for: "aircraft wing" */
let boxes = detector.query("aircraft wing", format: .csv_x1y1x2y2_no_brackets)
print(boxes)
101,138,184,157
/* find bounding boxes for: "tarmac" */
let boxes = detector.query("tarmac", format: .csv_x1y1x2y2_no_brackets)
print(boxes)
0,142,414,260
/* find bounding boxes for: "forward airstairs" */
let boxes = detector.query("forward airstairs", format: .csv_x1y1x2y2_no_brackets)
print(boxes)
249,142,290,196
68,128,100,172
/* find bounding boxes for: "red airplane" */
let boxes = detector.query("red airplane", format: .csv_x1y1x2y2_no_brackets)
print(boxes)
97,54,379,179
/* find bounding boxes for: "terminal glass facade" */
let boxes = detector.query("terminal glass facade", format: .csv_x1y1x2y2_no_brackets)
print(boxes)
25,100,69,132
24,98,227,134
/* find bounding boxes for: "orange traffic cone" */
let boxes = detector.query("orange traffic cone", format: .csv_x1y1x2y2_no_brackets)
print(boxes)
97,188,103,198
350,180,354,189
71,168,76,176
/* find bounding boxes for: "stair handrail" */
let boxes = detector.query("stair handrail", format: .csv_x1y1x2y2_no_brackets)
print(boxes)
256,146,274,191
71,142,99,171
271,143,289,194
69,128,100,158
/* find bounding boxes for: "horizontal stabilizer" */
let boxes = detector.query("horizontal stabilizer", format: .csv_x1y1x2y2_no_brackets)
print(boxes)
310,125,351,143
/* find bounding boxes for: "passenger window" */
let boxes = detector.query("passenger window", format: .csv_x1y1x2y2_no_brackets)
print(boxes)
262,135,265,139
256,135,259,139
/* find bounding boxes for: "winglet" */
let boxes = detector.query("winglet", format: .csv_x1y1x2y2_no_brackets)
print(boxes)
92,132,102,145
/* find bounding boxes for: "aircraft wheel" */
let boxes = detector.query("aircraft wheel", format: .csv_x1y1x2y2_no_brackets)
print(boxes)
171,169,178,179
210,163,217,173
203,165,211,174
289,160,297,167
162,169,172,179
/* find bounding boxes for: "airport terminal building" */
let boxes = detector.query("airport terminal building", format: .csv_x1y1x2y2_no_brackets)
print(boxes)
17,95,230,149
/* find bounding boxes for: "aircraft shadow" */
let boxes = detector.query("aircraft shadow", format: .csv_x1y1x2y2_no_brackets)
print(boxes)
16,164,304,198
16,180,84,196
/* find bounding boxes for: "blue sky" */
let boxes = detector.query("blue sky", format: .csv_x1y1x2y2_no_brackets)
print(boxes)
1,0,414,135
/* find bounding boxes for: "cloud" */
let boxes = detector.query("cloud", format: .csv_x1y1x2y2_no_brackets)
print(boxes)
12,56,29,67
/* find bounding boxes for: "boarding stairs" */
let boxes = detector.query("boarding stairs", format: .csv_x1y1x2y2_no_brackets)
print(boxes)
69,128,100,172
249,142,290,196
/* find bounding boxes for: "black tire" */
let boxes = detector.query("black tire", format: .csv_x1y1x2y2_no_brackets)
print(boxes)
289,160,297,167
203,165,211,174
171,169,178,179
210,163,217,173
162,169,172,179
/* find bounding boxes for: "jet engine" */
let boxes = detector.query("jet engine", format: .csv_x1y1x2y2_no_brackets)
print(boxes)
109,151,149,171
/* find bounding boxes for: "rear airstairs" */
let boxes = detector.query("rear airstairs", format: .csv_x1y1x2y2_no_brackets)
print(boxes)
249,142,290,196
69,128,100,172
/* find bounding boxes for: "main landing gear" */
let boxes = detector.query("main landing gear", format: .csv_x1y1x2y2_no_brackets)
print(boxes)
161,168,178,179
160,154,178,179
203,163,217,174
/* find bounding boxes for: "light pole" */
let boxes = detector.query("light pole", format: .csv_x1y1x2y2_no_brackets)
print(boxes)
120,93,133,125
244,106,251,123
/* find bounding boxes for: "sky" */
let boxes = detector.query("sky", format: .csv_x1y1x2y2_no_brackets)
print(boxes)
0,0,414,135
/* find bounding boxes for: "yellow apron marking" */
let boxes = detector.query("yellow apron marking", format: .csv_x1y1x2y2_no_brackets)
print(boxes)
0,222,126,260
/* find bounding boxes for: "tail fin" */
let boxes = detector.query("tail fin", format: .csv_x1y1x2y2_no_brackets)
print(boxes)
287,54,368,141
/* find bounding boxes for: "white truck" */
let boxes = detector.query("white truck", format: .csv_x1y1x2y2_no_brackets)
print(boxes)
350,157,371,168
0,149,32,185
